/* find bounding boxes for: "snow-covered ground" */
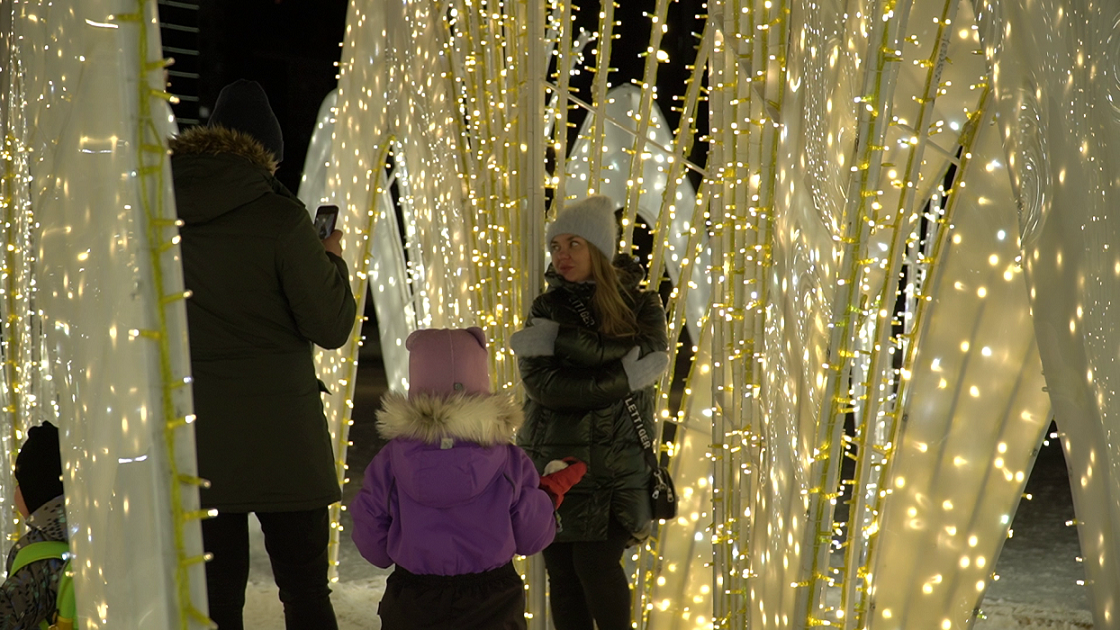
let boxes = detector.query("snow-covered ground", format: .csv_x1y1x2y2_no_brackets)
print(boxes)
239,361,1094,629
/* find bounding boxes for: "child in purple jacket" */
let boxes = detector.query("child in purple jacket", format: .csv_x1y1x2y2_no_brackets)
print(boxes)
350,327,584,629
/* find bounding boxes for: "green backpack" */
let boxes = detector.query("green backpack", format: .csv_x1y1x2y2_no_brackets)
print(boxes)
9,541,74,630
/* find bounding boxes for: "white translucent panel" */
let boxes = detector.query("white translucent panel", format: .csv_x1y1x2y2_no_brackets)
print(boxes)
865,107,1049,628
644,321,713,629
1,0,207,628
976,0,1120,624
298,88,340,218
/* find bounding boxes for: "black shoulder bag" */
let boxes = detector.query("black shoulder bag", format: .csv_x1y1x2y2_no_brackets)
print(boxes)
566,292,678,521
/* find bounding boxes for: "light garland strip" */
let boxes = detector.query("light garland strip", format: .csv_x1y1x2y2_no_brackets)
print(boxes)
644,178,712,628
834,0,959,623
586,0,616,194
619,0,671,250
707,7,736,622
121,3,210,626
740,1,790,625
546,0,575,210
447,1,512,367
444,5,495,337
801,0,910,624
324,136,394,582
853,83,991,628
712,1,755,626
0,125,30,547
646,22,710,296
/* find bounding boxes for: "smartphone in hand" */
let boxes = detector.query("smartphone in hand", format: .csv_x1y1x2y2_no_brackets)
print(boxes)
314,205,339,240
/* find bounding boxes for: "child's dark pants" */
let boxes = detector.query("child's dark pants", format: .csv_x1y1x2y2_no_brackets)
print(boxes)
378,561,527,629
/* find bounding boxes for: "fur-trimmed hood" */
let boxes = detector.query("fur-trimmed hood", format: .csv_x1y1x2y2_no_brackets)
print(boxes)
376,391,523,446
170,125,278,172
170,126,294,226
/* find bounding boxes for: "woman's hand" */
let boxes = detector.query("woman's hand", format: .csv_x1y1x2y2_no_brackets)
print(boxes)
510,318,561,357
621,346,670,391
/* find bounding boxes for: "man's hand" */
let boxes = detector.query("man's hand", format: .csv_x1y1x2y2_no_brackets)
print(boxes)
322,229,343,256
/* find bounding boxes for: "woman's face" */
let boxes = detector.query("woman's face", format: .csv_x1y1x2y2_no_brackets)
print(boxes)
550,234,593,283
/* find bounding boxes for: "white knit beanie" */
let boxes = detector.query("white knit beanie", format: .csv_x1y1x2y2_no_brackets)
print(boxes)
546,195,619,257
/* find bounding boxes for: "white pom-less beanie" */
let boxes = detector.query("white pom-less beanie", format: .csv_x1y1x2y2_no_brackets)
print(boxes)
546,195,619,257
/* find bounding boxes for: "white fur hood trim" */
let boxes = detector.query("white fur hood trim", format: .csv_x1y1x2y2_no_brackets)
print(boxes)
376,392,523,446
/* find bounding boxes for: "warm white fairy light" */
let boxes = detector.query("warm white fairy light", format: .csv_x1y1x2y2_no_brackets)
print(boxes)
315,1,1120,629
5,2,1111,629
1,1,209,628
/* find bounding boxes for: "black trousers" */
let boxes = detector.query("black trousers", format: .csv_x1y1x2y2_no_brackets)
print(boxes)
541,518,633,630
201,507,339,630
378,561,527,630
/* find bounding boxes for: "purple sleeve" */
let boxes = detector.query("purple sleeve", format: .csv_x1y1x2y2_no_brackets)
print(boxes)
508,446,557,556
349,448,395,569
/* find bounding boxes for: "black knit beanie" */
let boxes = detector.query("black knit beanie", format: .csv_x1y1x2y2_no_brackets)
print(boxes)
15,421,64,515
208,79,284,163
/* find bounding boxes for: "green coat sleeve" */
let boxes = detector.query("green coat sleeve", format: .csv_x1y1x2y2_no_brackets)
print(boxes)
519,355,631,409
520,291,668,409
550,291,669,366
276,213,358,350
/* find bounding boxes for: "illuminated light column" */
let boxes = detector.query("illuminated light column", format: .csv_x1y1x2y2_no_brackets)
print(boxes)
2,0,208,627
976,0,1120,625
0,13,36,549
863,97,1050,629
313,2,1120,630
312,0,553,594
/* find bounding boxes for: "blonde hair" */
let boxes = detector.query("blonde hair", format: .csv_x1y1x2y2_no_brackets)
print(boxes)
587,245,639,337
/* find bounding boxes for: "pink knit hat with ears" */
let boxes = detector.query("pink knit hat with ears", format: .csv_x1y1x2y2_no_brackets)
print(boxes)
406,327,492,400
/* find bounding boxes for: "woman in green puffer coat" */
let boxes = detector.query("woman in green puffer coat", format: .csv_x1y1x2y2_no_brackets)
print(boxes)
511,195,670,630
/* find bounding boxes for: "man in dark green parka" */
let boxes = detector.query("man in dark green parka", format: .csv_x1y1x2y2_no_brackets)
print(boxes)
170,80,355,630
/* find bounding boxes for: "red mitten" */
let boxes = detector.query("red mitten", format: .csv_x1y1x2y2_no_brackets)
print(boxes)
539,458,587,509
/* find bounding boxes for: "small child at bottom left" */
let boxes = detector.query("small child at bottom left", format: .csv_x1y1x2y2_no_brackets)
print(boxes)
349,327,585,630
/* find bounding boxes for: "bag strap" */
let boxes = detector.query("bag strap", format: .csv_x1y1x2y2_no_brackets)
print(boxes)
566,292,597,329
11,541,69,573
54,561,75,628
567,293,660,470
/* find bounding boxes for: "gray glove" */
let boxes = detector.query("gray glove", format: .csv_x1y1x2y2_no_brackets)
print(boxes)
509,318,560,357
621,346,670,391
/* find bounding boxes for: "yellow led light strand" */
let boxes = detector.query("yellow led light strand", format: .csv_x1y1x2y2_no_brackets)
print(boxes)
638,177,712,626
853,83,991,629
838,0,959,623
0,128,28,545
646,22,711,291
526,0,550,289
740,2,789,626
325,136,395,582
117,4,210,626
646,178,711,627
548,0,575,209
800,1,908,625
610,2,681,622
449,1,503,342
619,0,671,250
586,0,616,194
707,5,736,623
501,0,544,377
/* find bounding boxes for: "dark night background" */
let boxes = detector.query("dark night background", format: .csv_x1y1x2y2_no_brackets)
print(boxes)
160,0,350,192
158,0,707,193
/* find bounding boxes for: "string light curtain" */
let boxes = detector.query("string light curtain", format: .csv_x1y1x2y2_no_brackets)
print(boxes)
312,0,1120,628
0,0,208,628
